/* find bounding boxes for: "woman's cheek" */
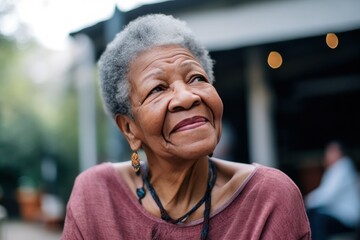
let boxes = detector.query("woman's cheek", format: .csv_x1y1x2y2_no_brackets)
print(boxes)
138,100,169,134
207,90,223,141
201,87,224,121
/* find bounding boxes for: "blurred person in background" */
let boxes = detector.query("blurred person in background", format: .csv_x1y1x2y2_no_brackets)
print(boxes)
306,140,360,240
61,14,310,239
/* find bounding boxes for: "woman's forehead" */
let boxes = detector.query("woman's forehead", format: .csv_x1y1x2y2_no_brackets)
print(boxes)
129,45,203,76
135,45,197,64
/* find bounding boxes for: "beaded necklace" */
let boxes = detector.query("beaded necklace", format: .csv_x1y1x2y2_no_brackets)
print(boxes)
136,160,217,240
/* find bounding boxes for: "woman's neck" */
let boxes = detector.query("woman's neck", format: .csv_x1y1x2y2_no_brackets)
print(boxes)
145,156,209,219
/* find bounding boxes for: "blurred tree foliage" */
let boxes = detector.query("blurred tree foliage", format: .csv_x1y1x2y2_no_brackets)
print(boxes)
0,0,112,216
0,34,80,211
0,37,40,180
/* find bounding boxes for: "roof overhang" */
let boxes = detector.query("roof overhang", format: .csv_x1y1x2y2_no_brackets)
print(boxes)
177,0,360,51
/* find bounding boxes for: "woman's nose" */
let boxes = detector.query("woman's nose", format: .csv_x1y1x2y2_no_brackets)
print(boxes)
168,82,201,112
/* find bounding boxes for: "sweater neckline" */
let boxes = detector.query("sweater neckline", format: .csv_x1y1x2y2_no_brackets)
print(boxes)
106,161,259,227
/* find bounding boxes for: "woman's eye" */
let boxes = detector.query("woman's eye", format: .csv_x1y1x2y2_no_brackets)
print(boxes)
191,75,208,83
149,85,164,95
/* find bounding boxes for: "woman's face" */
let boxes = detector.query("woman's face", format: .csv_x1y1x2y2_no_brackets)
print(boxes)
125,45,223,161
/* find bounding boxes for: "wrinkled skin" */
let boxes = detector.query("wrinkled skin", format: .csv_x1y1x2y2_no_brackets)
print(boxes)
116,45,223,166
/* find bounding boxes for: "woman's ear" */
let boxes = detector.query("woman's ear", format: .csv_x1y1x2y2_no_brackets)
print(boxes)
115,114,142,151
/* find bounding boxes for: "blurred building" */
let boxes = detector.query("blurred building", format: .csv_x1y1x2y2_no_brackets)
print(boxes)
70,0,360,194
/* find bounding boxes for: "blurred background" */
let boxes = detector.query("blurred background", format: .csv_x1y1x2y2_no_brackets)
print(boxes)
0,0,359,239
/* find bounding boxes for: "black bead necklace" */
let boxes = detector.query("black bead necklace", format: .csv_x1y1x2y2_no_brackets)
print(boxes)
136,160,217,240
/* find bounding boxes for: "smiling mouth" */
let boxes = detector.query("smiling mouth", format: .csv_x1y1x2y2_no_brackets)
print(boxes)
171,116,208,133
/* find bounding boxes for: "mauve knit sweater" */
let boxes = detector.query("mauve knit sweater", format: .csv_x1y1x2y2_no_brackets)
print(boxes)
61,163,310,240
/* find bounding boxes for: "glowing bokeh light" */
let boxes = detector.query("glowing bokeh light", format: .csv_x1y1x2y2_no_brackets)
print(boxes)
326,33,339,49
267,51,283,69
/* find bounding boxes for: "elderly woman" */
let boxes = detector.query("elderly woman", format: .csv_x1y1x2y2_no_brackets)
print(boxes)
62,14,310,239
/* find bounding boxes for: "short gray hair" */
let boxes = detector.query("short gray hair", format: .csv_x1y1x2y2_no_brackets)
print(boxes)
98,14,214,118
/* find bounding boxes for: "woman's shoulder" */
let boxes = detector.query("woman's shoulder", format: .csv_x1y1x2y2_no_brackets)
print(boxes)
253,164,300,191
73,161,133,189
69,161,134,202
212,158,301,201
210,158,256,208
211,158,256,186
248,164,304,203
75,162,113,182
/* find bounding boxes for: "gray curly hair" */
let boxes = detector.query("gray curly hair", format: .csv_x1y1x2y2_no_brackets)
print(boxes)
98,14,215,118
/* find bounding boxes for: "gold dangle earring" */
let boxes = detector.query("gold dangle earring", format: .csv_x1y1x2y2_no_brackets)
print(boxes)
131,151,141,175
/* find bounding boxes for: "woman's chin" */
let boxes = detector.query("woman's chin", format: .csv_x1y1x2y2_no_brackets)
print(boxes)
168,138,218,161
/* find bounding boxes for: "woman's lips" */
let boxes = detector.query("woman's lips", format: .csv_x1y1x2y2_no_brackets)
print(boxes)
171,116,207,133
